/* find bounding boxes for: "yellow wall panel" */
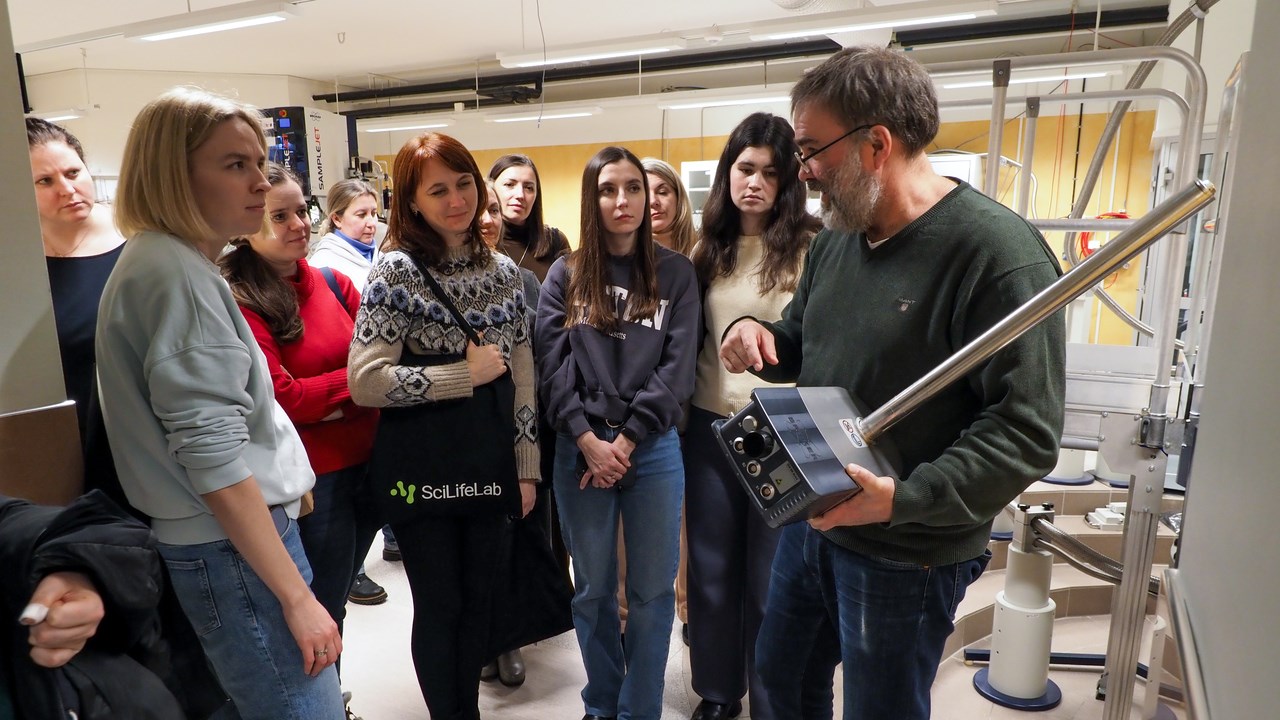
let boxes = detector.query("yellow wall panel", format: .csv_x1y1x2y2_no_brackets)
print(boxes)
377,111,1157,345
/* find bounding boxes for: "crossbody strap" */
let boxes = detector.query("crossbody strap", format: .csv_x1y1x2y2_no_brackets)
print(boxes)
318,266,350,314
403,252,483,346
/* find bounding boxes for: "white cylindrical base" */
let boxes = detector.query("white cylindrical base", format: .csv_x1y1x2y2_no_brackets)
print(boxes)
1142,615,1169,719
1051,448,1086,478
992,506,1016,536
1004,546,1053,608
1093,451,1132,484
989,591,1057,699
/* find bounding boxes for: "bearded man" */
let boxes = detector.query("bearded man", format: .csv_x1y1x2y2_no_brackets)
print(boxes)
719,46,1066,720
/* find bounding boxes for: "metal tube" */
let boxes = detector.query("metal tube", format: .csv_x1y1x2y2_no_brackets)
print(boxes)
1016,98,1039,217
858,180,1216,443
985,60,1011,198
1033,218,1135,232
1032,520,1125,575
938,87,1189,117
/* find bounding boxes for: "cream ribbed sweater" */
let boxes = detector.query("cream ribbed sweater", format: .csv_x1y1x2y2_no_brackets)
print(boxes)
691,235,801,417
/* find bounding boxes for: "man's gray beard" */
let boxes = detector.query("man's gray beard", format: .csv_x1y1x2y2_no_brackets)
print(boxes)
818,153,882,234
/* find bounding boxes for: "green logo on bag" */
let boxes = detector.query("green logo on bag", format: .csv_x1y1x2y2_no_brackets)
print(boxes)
391,481,416,504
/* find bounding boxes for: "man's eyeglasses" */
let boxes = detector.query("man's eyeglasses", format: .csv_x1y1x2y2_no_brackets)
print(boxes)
794,123,874,170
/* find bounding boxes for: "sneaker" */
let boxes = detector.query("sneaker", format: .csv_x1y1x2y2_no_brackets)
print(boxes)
383,537,401,562
348,573,387,605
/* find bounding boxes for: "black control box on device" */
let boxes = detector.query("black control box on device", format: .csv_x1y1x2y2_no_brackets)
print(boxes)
712,387,901,528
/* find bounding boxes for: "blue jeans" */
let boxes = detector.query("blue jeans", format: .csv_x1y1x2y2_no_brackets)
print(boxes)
298,463,382,636
554,426,684,720
159,520,345,720
755,523,989,720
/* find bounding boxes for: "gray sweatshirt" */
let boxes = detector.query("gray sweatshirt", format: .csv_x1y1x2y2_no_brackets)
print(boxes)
96,232,313,545
535,246,700,443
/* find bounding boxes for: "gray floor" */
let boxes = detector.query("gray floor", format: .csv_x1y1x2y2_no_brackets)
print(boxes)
340,546,716,719
340,545,1182,719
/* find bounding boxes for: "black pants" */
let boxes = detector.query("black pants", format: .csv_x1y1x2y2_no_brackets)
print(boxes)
684,405,783,718
392,513,508,720
297,463,382,639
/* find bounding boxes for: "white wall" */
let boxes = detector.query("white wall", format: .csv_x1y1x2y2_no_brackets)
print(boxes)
26,68,348,176
1173,1,1280,715
1154,0,1257,138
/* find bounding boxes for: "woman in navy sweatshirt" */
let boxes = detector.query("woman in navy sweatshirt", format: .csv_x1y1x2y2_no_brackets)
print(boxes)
535,146,700,720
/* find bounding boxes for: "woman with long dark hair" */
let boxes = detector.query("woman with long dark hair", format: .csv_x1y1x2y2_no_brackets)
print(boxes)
488,154,569,281
684,112,821,720
536,146,699,720
349,132,538,720
218,164,380,696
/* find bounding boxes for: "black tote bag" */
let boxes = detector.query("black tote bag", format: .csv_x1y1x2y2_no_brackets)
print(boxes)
487,514,575,657
369,254,522,523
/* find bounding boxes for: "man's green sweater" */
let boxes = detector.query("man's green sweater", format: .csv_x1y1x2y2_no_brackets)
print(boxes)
757,181,1066,566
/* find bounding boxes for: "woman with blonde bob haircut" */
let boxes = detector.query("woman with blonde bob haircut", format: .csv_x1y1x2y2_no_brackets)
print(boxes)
97,87,346,720
641,157,695,257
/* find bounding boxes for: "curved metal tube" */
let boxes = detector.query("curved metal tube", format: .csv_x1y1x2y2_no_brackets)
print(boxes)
859,180,1215,443
1032,519,1125,575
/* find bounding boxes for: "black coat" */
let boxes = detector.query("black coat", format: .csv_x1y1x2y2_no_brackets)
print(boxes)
0,491,228,719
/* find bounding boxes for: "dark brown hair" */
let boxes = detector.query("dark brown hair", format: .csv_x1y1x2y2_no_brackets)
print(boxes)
488,154,561,260
790,46,939,156
693,112,820,293
386,132,490,268
566,146,658,333
219,163,306,344
26,117,86,159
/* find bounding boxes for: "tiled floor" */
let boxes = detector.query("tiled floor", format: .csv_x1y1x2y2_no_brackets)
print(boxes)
340,547,1184,719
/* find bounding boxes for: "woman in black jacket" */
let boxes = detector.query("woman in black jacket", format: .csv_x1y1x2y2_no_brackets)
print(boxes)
0,491,227,719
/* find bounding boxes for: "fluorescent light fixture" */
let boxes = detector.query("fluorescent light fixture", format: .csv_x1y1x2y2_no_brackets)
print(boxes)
29,108,87,123
750,1,996,41
125,1,294,42
363,121,454,133
661,95,790,111
486,107,602,123
498,38,687,68
941,70,1112,89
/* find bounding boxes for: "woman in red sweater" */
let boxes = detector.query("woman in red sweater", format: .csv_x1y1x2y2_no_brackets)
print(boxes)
219,163,381,659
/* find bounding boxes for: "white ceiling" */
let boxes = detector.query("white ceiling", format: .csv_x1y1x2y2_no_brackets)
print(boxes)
9,0,1168,112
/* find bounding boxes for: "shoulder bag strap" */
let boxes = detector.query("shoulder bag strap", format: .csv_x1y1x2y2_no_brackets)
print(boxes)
403,252,483,346
318,266,349,314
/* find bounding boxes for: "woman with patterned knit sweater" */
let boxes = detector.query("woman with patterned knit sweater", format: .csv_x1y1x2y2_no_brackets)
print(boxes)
218,163,381,670
684,112,821,720
348,132,538,720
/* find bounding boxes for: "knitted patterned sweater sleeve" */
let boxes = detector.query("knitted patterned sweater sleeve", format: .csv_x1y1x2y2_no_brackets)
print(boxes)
347,252,474,408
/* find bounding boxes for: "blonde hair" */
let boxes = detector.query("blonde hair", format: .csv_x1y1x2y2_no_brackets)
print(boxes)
115,87,266,242
320,178,378,235
641,157,695,257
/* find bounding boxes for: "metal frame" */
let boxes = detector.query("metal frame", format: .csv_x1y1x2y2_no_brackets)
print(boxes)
920,47,1212,720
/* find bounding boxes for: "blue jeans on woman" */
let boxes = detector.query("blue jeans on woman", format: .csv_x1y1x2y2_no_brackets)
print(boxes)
159,519,345,720
755,522,990,720
554,426,684,720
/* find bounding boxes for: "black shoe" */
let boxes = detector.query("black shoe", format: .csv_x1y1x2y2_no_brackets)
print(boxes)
348,573,387,605
582,715,616,720
382,538,401,562
497,648,526,686
690,700,742,720
480,662,498,681
682,622,690,647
